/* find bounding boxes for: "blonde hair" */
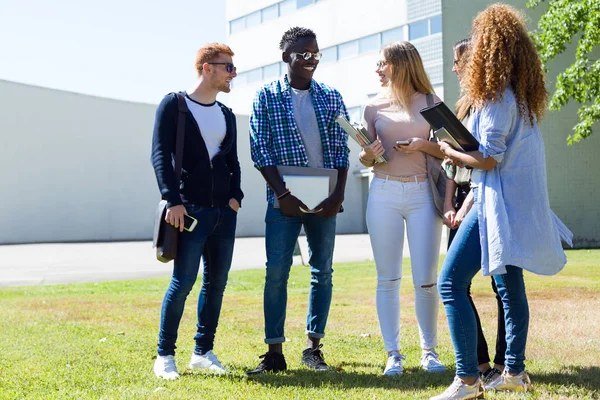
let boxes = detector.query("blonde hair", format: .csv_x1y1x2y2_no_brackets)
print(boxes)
465,3,548,124
382,41,435,112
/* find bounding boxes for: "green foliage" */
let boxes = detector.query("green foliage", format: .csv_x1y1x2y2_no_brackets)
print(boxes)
527,0,600,144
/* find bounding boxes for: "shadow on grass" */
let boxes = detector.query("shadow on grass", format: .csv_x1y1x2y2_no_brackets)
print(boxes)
533,365,600,392
226,364,457,390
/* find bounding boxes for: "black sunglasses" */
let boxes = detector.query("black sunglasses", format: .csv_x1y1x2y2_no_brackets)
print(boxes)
207,62,236,73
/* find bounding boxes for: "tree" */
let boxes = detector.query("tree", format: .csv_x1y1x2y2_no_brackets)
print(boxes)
527,0,600,144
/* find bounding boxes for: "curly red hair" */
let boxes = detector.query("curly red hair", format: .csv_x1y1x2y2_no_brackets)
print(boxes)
464,3,548,124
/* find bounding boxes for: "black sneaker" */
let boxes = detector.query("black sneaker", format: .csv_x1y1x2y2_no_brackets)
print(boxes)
247,352,287,375
301,344,332,371
481,367,502,384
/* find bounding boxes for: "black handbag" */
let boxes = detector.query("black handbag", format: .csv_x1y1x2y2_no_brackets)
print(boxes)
152,93,188,263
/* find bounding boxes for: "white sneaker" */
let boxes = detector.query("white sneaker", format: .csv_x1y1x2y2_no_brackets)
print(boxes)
484,370,531,392
421,350,447,373
430,376,485,400
154,355,180,380
383,352,405,376
189,350,227,374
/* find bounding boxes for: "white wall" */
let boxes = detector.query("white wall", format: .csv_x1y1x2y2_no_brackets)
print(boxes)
0,80,366,244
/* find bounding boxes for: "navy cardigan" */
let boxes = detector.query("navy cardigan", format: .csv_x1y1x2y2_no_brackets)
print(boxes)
151,92,244,208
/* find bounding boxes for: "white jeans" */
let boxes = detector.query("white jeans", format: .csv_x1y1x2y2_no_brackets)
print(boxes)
366,177,442,352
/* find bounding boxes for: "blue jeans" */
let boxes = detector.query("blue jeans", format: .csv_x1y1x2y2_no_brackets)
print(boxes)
157,205,237,356
438,207,529,378
263,204,336,344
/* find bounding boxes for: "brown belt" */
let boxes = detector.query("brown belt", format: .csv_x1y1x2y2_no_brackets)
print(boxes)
374,173,427,183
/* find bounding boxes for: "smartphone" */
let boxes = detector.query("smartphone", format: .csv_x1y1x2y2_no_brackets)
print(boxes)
183,214,198,232
395,140,411,146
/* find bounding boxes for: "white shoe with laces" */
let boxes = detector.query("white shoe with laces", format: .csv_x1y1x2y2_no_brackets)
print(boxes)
189,350,228,374
430,376,485,400
484,370,531,392
154,355,180,380
383,352,405,376
421,350,447,373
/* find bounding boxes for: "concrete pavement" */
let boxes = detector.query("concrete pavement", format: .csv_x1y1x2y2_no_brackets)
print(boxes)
0,232,447,287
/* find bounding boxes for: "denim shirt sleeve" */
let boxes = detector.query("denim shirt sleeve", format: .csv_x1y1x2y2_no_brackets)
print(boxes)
477,94,516,164
249,88,276,169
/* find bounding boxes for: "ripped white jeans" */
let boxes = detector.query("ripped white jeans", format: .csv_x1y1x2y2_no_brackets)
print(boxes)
366,177,443,352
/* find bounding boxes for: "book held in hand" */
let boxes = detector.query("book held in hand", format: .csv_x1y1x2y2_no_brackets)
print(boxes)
419,101,479,152
335,116,387,164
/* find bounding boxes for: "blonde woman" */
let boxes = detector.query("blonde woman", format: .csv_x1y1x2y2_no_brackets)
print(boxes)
358,41,446,376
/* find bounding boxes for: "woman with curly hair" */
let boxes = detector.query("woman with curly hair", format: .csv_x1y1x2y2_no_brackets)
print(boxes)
358,41,446,376
444,37,507,387
432,4,573,399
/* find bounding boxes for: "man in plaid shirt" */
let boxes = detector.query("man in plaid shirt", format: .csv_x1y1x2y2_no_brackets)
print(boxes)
248,27,350,375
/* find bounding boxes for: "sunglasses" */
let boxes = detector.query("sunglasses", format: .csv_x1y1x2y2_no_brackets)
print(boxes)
376,60,388,69
207,62,236,73
290,51,323,61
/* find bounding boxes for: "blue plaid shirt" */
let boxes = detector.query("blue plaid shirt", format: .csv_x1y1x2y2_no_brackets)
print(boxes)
250,75,350,204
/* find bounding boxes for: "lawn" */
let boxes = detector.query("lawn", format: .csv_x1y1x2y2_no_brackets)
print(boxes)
0,250,598,399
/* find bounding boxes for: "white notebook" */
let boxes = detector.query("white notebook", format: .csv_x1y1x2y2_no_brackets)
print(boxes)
281,175,330,211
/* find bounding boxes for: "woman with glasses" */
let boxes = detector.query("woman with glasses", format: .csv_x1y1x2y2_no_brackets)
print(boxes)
432,5,573,399
357,41,446,376
444,37,507,387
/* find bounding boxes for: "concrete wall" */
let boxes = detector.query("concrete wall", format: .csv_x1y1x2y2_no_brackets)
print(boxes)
0,79,366,244
442,0,600,247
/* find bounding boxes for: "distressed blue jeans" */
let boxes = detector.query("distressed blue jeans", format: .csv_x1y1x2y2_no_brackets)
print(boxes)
438,206,529,378
157,205,237,356
263,204,336,344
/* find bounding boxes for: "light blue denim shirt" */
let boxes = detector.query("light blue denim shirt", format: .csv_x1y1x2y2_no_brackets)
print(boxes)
469,88,573,276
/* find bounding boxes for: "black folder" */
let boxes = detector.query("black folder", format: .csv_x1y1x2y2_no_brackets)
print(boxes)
420,101,479,152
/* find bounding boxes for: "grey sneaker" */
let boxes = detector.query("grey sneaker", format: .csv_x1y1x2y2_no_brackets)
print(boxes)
384,352,405,376
421,350,447,373
484,370,531,392
430,376,485,400
189,350,227,374
154,355,180,380
301,344,332,371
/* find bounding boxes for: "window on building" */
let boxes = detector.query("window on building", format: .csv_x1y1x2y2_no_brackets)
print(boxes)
430,15,442,35
262,4,279,22
263,63,280,80
280,61,288,76
297,0,314,8
409,19,429,40
279,0,296,16
320,46,337,64
347,106,362,124
230,17,246,34
246,10,262,28
359,34,380,54
235,72,248,86
381,27,404,45
338,40,359,60
246,68,263,83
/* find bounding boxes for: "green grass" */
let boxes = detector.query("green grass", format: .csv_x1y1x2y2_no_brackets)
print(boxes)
0,249,599,399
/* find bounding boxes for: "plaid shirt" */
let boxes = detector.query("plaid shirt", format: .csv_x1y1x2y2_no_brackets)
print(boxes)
250,75,350,204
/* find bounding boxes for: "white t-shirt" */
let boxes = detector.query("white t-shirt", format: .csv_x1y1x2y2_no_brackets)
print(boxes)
290,88,324,168
184,95,226,160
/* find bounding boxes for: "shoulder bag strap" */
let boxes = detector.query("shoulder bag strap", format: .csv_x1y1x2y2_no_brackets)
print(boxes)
173,93,189,184
425,93,435,141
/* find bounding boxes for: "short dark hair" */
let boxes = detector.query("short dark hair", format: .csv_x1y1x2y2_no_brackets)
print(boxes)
279,27,317,51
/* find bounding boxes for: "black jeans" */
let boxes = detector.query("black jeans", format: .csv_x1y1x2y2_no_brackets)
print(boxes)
447,185,506,367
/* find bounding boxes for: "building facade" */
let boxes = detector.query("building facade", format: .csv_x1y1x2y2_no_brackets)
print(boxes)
224,0,444,120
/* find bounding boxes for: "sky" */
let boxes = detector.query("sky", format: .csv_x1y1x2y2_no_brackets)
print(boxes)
0,0,226,104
